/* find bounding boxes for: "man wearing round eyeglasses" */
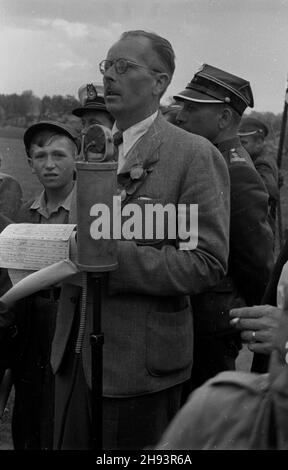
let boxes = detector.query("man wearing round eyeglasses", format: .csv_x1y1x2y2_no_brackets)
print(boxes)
51,30,231,450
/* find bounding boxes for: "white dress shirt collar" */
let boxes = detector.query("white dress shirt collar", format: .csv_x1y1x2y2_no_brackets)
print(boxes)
112,111,158,172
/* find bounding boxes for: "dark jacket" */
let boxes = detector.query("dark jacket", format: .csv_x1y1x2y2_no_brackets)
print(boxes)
254,148,279,233
0,172,22,221
191,137,274,338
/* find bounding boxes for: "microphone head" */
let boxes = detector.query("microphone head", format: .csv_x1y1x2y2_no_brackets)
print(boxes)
81,124,114,162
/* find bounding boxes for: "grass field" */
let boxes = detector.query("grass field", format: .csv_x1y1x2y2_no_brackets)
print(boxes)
0,126,288,450
0,129,42,202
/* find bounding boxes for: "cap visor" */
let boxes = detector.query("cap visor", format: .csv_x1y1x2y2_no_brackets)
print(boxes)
238,130,258,137
72,103,107,117
24,121,80,153
174,88,223,104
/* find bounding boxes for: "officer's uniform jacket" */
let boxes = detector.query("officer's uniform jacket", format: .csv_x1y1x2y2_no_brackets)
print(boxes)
255,148,279,202
191,137,274,337
254,148,279,234
51,112,231,397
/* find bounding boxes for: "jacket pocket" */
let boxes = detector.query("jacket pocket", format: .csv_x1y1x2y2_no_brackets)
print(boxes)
146,306,193,376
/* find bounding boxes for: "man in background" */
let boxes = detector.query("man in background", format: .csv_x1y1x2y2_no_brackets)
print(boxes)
72,82,114,130
239,116,280,234
174,64,274,392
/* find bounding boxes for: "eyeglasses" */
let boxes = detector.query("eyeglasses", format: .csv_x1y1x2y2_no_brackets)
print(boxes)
99,58,160,75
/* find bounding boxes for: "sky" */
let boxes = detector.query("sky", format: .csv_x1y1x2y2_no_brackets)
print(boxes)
0,0,288,113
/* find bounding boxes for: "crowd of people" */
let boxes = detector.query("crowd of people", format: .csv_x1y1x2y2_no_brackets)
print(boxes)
0,29,287,450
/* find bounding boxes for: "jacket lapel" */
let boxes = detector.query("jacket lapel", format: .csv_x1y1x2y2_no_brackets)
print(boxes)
117,112,164,203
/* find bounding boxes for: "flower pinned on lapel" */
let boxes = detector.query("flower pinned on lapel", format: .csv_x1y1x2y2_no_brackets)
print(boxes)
120,189,127,201
117,160,157,202
117,187,127,202
130,166,145,180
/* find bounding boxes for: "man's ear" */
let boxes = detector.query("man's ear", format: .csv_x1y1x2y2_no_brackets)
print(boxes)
218,107,233,130
152,72,170,98
27,157,35,173
254,136,264,153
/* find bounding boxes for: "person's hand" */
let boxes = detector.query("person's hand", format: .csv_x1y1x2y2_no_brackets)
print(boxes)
229,305,282,354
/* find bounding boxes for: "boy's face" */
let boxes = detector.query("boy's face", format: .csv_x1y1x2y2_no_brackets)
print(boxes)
29,135,76,190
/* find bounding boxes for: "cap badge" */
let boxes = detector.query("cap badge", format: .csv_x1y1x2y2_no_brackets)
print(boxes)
86,84,98,102
196,63,205,73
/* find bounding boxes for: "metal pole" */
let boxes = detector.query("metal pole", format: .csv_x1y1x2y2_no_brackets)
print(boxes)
276,76,288,250
89,273,104,450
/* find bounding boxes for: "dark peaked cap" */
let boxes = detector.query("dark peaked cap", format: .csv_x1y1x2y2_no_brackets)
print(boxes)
238,117,269,137
24,121,81,156
174,64,254,116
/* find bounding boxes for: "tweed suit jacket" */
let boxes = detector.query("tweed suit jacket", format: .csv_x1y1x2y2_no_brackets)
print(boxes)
51,112,231,397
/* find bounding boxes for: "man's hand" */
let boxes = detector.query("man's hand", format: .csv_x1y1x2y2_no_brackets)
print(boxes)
229,305,282,355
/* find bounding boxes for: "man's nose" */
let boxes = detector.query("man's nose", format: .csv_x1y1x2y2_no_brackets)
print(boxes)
176,110,186,124
45,155,56,168
103,63,117,82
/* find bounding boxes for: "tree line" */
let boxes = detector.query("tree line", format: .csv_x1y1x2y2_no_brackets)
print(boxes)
0,90,287,157
0,90,79,127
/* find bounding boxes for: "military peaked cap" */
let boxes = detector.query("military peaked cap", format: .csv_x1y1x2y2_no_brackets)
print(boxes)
72,83,107,117
174,63,254,116
238,117,269,137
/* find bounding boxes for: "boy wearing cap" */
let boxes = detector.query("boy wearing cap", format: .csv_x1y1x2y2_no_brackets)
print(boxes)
239,117,279,234
72,82,114,130
174,64,274,393
18,121,80,224
8,121,80,449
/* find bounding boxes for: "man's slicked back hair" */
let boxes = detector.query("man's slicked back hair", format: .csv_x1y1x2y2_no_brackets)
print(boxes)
120,30,175,82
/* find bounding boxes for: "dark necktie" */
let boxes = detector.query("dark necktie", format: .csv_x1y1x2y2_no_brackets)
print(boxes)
113,131,123,163
113,131,123,147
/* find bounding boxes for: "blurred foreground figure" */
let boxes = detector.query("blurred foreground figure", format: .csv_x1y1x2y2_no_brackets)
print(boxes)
156,290,288,450
239,117,279,234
